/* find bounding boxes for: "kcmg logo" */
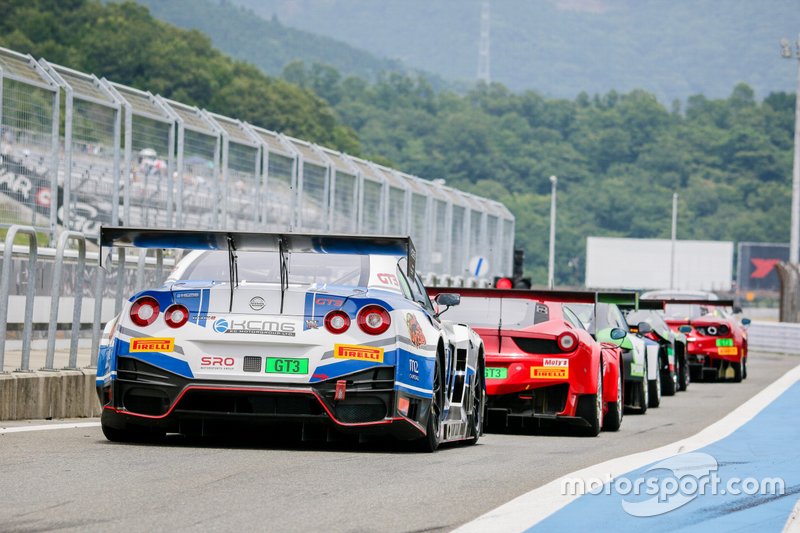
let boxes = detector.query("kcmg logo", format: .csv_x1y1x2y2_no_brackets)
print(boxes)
213,318,230,333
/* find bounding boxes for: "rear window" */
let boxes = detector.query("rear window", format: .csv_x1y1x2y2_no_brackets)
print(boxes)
172,251,365,287
443,296,545,329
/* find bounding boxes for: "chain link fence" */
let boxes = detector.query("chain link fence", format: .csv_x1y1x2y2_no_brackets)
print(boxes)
0,45,515,282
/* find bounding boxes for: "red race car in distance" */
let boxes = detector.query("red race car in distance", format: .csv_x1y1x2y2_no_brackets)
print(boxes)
641,291,751,382
426,288,625,436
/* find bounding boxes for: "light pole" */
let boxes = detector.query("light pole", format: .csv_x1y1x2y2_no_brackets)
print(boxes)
670,192,678,289
548,175,557,288
781,35,800,263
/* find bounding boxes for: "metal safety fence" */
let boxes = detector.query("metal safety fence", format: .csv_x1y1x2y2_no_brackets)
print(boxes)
0,224,171,372
0,45,515,280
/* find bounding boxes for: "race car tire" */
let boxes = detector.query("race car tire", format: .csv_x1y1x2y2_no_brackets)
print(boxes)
102,422,163,443
690,365,703,383
678,357,690,391
743,357,748,380
603,365,623,432
578,361,603,437
414,355,443,452
648,371,661,408
732,361,743,383
465,357,485,446
635,358,649,414
661,349,677,397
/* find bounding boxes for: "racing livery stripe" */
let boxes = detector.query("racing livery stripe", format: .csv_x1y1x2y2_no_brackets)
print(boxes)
395,382,433,397
115,338,194,379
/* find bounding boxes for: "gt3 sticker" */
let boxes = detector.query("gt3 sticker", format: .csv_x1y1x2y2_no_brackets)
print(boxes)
129,337,175,353
334,344,384,363
406,313,426,347
531,366,568,379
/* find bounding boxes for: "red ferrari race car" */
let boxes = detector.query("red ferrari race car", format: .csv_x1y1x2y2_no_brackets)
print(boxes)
426,288,625,436
641,291,751,382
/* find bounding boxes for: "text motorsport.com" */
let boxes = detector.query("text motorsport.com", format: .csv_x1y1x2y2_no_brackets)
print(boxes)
560,452,785,517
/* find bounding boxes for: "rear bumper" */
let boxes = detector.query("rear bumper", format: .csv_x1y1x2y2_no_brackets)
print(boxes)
98,357,427,440
486,383,592,426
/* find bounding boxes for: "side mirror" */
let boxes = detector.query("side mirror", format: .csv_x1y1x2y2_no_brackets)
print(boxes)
678,325,692,334
742,318,751,326
637,322,653,334
733,306,743,314
610,327,627,340
435,293,461,307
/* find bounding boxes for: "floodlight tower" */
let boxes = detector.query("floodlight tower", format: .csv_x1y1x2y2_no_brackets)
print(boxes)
781,35,800,263
478,2,491,83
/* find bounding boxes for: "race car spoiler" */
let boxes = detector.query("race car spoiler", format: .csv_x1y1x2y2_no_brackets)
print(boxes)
617,299,665,311
641,298,735,307
100,226,417,311
426,287,638,305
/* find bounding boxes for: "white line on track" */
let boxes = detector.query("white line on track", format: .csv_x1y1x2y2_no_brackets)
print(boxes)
0,421,101,434
785,497,800,532
455,362,800,533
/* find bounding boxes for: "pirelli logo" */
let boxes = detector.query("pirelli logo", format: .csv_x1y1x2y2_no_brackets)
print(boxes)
129,337,175,353
717,346,738,356
531,366,568,379
334,344,384,363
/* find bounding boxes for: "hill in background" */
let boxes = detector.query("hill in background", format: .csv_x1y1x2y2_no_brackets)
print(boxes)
135,0,452,90
230,0,800,102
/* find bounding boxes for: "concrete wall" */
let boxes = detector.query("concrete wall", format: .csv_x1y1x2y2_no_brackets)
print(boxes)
0,369,100,421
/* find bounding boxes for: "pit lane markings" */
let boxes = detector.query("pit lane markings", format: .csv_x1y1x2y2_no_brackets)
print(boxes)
0,421,101,434
455,362,800,533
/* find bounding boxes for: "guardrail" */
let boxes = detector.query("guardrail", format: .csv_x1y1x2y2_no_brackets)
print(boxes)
0,224,170,372
747,321,800,355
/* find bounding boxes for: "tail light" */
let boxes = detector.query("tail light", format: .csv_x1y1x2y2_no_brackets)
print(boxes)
129,296,160,327
495,277,513,289
357,305,391,335
324,310,351,334
557,331,577,352
164,304,189,328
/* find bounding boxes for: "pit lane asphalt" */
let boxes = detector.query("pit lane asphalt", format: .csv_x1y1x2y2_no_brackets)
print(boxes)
1,352,797,533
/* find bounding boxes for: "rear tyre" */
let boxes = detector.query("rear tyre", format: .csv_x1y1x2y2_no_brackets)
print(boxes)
578,362,603,436
732,361,743,383
743,357,748,380
661,350,677,396
678,357,690,391
466,357,485,445
102,422,163,443
636,358,649,414
413,356,443,452
603,367,623,432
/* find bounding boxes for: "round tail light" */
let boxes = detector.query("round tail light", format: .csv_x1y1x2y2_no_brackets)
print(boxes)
557,331,577,352
357,305,391,335
130,296,160,327
324,310,351,334
164,304,189,328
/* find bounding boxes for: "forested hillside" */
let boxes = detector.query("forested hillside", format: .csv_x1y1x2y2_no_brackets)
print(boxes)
135,0,451,90
284,63,794,284
232,0,800,102
0,0,359,153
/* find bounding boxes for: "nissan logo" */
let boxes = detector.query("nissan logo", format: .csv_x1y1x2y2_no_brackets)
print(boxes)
249,296,266,311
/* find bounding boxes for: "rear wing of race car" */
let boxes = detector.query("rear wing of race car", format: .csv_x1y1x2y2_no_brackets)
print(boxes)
425,286,600,303
100,226,416,311
641,298,735,308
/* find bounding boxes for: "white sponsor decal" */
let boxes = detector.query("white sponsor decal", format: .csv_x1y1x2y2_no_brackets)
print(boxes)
543,358,568,367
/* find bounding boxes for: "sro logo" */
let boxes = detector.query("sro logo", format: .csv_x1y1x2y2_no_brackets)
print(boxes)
200,356,235,367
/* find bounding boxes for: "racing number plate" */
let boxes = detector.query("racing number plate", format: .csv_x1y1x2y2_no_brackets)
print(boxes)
265,357,309,374
485,367,507,379
716,338,734,347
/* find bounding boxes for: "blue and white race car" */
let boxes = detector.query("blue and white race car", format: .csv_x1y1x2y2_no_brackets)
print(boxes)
96,227,485,451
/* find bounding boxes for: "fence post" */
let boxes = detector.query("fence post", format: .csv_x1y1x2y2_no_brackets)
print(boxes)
90,251,107,367
45,231,86,369
136,248,148,292
0,225,38,371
